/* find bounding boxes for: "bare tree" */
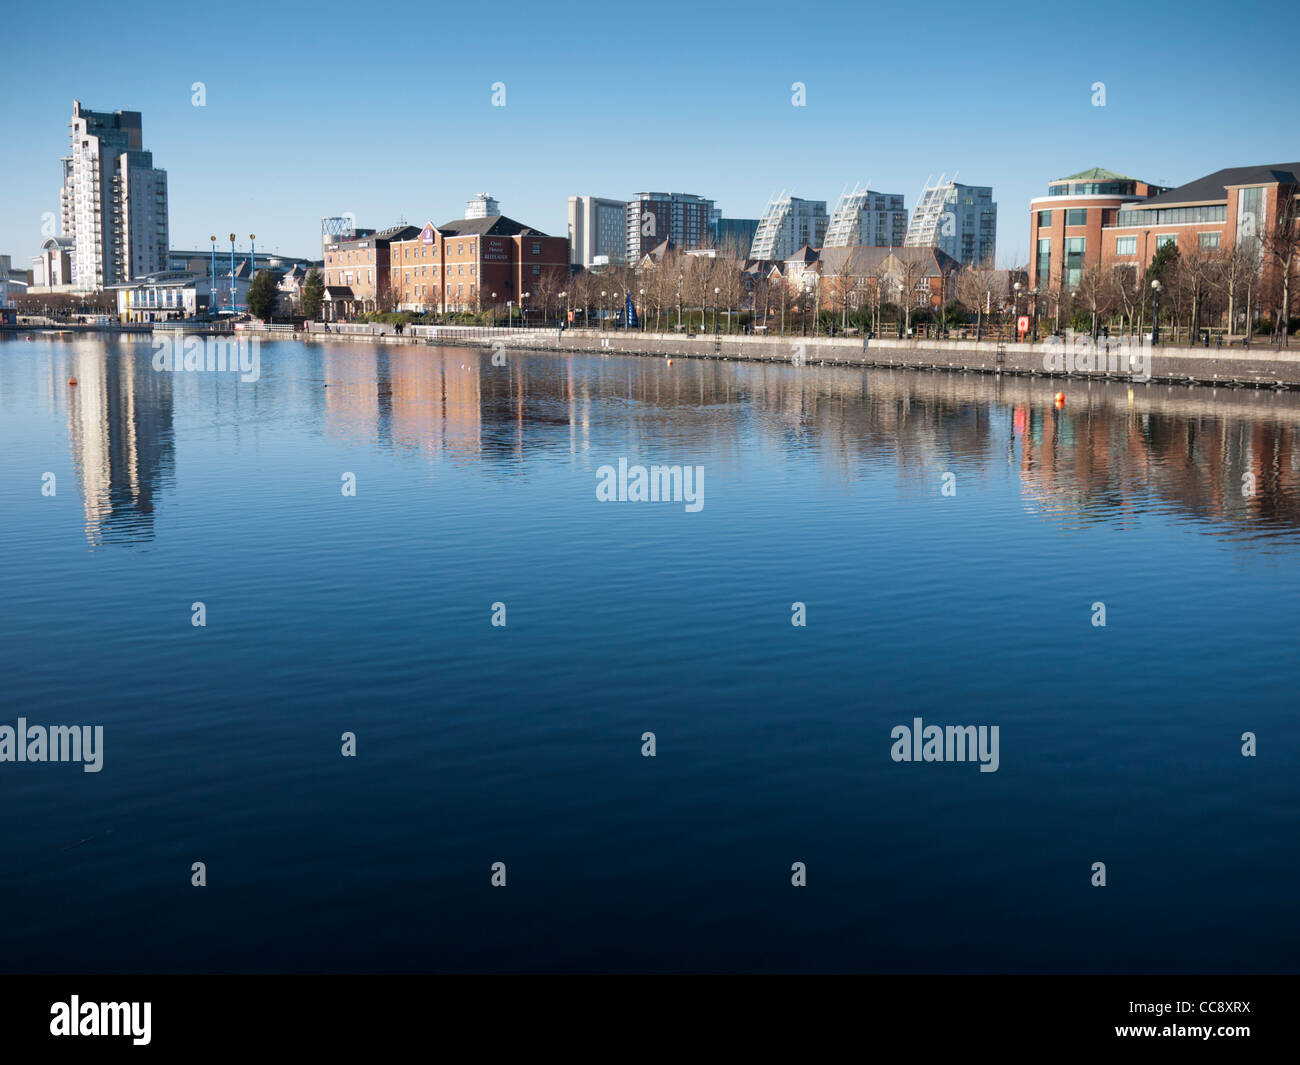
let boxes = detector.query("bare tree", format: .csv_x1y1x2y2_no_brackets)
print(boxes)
893,250,934,338
1260,186,1300,347
1073,264,1115,338
711,237,746,334
1215,240,1258,340
955,264,1001,340
1110,264,1143,336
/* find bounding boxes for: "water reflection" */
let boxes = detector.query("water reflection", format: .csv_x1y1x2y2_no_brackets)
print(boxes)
5,337,1299,548
61,340,175,546
318,344,1300,544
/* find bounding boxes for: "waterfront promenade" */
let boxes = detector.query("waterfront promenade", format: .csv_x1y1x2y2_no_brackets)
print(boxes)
235,322,1300,390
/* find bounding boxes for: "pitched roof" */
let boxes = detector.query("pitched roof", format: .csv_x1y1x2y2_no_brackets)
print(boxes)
373,224,421,243
1138,162,1300,208
434,214,548,238
815,245,960,278
1055,167,1137,182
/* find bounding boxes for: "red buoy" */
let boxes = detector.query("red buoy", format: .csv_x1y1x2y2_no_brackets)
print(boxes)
68,377,78,386
1054,391,1065,407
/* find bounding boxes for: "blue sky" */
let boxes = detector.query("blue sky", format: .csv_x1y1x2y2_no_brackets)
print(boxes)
2,0,1293,269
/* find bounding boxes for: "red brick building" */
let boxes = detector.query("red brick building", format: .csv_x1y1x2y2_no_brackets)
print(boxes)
390,215,568,315
323,224,419,317
1030,163,1300,294
1028,168,1167,292
1102,162,1300,279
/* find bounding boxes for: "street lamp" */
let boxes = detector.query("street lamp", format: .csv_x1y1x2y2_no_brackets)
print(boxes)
600,290,607,330
639,287,645,332
1013,281,1021,341
229,233,237,313
507,299,514,328
713,286,720,334
491,292,497,327
210,236,218,316
521,291,530,328
1151,278,1161,345
558,291,567,329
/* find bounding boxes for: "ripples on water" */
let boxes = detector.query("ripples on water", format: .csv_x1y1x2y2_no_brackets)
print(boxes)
0,336,1297,973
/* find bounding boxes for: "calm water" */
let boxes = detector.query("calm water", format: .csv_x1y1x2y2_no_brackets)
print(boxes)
1,335,1297,973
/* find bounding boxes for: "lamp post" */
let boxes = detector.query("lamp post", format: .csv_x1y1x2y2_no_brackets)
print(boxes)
1013,281,1021,341
250,234,257,319
1151,278,1161,345
1029,287,1039,341
521,291,530,329
507,300,514,329
677,272,683,331
559,291,567,330
210,236,217,317
491,292,497,327
600,290,607,330
639,288,645,332
714,286,720,334
229,233,237,313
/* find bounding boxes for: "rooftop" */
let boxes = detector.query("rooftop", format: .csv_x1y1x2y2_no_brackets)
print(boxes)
1053,167,1138,183
1137,162,1300,208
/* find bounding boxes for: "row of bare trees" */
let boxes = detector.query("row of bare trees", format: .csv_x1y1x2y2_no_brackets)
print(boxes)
1045,237,1293,344
568,238,749,331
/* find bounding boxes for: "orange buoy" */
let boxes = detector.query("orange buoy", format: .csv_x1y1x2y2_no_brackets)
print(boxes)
667,359,674,366
1054,391,1065,407
68,377,78,386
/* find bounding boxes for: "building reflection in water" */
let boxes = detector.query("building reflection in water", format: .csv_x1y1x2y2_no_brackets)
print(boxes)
319,343,1300,546
64,341,175,546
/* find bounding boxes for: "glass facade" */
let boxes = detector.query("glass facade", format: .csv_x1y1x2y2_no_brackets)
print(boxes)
1037,239,1051,287
1064,237,1085,288
1116,204,1226,227
1048,181,1136,196
1066,208,1087,227
1237,186,1264,246
1115,236,1137,256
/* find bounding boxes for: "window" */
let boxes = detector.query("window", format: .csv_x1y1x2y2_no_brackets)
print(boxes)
1155,234,1177,249
1115,236,1137,256
1237,187,1264,245
532,242,541,255
532,265,540,276
1117,204,1226,227
1036,239,1051,287
1064,237,1085,288
1199,232,1220,249
1038,210,1052,228
1066,209,1087,227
